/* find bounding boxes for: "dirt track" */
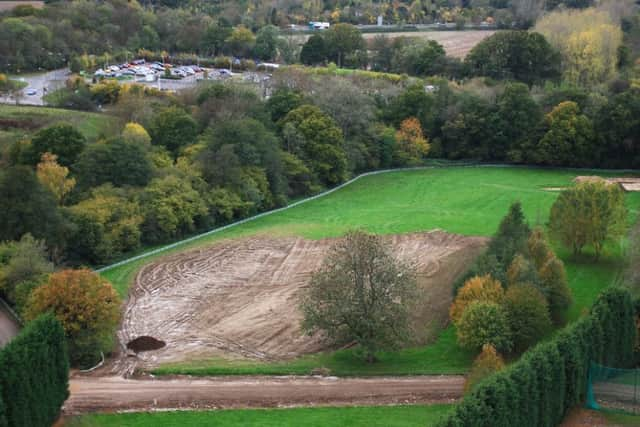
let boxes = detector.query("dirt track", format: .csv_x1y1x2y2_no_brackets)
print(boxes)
64,375,464,415
111,232,486,375
0,300,20,348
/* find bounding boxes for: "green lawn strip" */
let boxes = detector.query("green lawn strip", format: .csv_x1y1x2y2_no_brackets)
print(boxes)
0,104,117,142
101,167,639,376
153,326,472,376
65,404,454,427
603,411,640,426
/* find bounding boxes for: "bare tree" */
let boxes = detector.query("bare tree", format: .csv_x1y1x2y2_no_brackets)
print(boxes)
511,0,546,28
301,230,417,363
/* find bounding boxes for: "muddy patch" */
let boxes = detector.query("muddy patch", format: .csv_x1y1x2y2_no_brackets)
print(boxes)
127,336,166,353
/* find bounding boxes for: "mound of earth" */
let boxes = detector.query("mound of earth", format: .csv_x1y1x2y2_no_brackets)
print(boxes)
116,231,487,371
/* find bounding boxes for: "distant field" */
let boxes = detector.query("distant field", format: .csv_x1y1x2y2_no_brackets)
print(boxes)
291,30,495,58
0,105,117,150
99,167,640,377
0,1,43,11
65,404,454,427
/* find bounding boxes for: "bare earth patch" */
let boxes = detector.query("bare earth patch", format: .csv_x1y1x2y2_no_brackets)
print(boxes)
112,231,486,374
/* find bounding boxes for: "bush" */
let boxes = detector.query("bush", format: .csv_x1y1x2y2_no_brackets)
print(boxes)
504,285,552,353
450,274,504,324
456,301,513,354
0,313,69,427
438,287,637,427
465,344,506,393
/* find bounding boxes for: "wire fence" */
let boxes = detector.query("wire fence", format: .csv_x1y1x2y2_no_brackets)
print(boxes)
587,362,640,414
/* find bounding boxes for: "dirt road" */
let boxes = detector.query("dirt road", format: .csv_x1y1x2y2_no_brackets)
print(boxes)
64,375,464,414
0,299,20,348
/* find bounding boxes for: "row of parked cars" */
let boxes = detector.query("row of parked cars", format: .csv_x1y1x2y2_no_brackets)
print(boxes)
93,60,204,80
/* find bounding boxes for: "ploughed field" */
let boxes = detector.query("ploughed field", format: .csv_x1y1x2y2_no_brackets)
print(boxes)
117,232,486,372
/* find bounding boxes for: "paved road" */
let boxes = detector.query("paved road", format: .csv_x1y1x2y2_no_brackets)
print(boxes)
0,300,20,348
0,68,68,106
64,375,464,414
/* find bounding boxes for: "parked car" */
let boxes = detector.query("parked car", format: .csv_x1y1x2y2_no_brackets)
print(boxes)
26,89,37,96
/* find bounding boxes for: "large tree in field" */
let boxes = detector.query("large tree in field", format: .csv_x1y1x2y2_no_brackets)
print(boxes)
30,123,86,167
25,269,121,366
301,230,417,363
465,31,561,86
549,180,627,259
323,23,364,68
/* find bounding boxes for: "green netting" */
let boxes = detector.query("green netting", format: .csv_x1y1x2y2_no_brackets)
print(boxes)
587,362,640,414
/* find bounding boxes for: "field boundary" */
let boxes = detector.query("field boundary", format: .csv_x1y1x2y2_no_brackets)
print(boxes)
96,163,639,274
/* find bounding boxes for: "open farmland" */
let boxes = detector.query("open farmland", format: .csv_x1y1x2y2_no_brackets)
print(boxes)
0,1,43,12
362,30,496,58
100,167,640,377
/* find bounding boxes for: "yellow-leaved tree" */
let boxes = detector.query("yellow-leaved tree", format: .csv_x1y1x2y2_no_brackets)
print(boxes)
36,152,76,203
122,122,151,146
535,8,622,86
450,274,504,324
464,344,505,392
394,117,430,166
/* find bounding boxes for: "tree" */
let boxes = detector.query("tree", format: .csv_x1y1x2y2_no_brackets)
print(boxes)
254,25,279,60
36,152,76,204
503,285,552,353
0,234,52,310
74,138,152,189
392,39,446,76
464,344,505,393
30,123,86,167
465,31,561,86
535,9,623,86
121,122,151,146
150,106,198,156
282,105,348,186
323,23,364,68
0,166,65,251
266,87,304,123
456,301,512,354
225,25,255,57
25,269,121,366
139,175,209,243
300,34,327,65
394,117,430,166
549,180,627,258
486,202,531,277
450,275,505,324
301,230,417,362
536,101,595,167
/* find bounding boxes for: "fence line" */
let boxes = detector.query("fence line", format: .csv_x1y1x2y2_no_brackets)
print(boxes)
95,163,639,274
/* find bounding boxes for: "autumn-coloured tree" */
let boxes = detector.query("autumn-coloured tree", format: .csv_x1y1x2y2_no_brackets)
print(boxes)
121,122,151,146
464,344,505,393
25,269,121,365
36,152,76,203
394,117,430,166
450,274,504,324
505,254,539,287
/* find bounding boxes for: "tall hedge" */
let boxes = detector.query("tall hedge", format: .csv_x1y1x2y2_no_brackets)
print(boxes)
438,287,636,427
0,313,69,427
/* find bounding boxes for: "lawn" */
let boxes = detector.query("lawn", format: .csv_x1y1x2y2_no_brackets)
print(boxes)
0,104,117,149
100,166,640,376
65,404,454,427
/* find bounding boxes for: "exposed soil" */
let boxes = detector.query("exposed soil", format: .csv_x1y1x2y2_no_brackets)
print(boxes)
127,336,166,353
362,30,496,58
63,374,464,415
106,231,486,375
560,408,615,427
574,176,640,192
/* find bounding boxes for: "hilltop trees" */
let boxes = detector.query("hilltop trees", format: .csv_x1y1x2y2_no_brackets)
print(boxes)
301,230,417,362
30,124,86,167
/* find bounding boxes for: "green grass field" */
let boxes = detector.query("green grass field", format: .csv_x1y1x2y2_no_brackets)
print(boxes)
65,404,453,427
100,167,640,377
0,105,117,149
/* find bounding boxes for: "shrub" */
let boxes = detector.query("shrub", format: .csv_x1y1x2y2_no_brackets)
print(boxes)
456,301,512,354
450,274,504,324
464,344,506,393
504,285,552,353
0,313,69,427
438,287,637,427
